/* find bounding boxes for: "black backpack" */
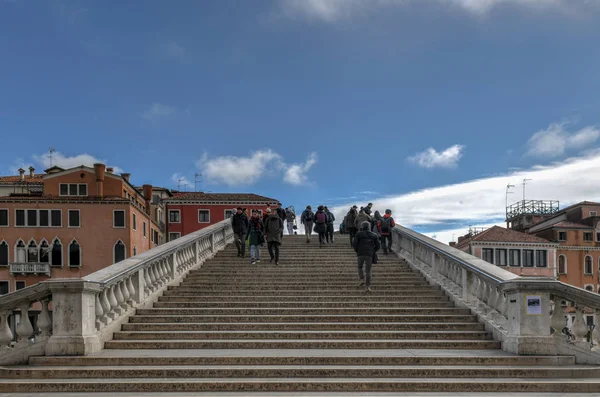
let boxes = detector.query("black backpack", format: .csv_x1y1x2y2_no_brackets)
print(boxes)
304,211,313,222
380,217,392,233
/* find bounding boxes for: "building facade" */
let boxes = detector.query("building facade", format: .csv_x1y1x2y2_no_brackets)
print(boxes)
165,193,278,241
0,164,164,294
0,167,43,197
525,201,600,292
453,226,558,277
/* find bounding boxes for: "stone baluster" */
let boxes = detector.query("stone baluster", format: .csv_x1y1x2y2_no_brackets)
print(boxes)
100,289,112,325
592,309,600,352
476,278,487,312
148,265,157,290
126,276,136,305
113,283,125,315
107,285,119,319
144,268,152,295
0,310,14,347
120,280,130,310
95,292,104,330
571,306,588,345
155,262,163,285
35,298,52,337
16,302,34,341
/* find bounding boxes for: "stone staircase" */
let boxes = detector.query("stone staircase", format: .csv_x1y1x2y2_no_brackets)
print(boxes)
2,235,600,393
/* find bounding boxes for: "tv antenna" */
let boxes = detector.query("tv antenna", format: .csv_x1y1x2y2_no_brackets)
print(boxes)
48,148,56,167
194,173,202,192
177,178,187,191
522,178,532,200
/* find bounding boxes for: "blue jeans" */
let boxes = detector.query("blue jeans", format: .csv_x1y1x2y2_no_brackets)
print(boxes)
250,245,260,261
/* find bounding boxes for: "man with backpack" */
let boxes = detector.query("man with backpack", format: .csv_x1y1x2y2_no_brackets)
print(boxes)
353,221,380,292
231,207,249,258
378,209,396,254
313,205,328,248
301,205,314,243
264,209,284,265
344,206,358,246
324,206,335,243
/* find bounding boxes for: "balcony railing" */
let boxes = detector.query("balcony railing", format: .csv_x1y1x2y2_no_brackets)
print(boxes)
9,263,51,277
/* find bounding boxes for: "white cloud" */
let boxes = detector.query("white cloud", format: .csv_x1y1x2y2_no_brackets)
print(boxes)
159,40,187,61
31,151,122,173
330,150,600,244
526,122,600,157
280,0,587,22
407,144,465,169
171,173,192,191
284,153,318,185
197,150,317,187
141,103,175,121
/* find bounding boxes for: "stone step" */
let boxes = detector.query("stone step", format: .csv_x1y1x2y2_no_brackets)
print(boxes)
157,295,449,302
152,301,456,309
183,275,422,281
121,322,485,332
135,308,470,316
160,292,448,299
129,314,479,323
112,330,492,341
179,279,427,285
12,377,600,393
168,286,440,292
5,365,599,380
103,339,501,350
30,352,573,367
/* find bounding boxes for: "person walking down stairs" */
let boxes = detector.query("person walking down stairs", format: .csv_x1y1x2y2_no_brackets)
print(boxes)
231,207,249,258
247,210,264,265
264,208,284,265
353,220,380,292
285,207,296,236
313,205,328,248
324,206,335,243
301,205,315,243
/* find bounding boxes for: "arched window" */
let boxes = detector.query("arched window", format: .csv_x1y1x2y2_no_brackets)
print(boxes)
558,255,567,275
39,240,50,263
0,241,8,266
51,239,62,267
584,255,593,275
27,240,38,263
585,285,594,292
15,240,26,263
69,240,81,267
114,240,126,263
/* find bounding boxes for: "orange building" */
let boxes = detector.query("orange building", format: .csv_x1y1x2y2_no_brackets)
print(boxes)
526,201,600,292
0,164,164,294
452,226,558,277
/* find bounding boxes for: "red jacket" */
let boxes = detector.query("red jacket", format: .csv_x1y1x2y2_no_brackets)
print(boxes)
378,214,395,235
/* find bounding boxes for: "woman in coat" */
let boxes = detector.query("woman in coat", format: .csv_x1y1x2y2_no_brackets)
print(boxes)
247,210,264,265
313,205,328,248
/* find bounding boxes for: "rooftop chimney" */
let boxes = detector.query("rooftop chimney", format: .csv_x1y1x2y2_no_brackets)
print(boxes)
18,168,25,181
143,184,153,202
106,167,114,174
93,163,106,197
121,173,130,183
28,166,35,178
449,242,456,247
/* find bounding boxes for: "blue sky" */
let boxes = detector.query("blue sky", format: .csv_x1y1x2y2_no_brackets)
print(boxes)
2,0,600,241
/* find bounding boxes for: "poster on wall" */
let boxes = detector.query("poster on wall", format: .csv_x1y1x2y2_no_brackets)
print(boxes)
525,295,542,315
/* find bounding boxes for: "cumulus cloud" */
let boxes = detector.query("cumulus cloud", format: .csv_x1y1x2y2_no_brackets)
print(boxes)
284,153,318,185
141,103,176,121
31,151,122,173
407,144,465,169
526,122,600,157
197,150,317,187
330,150,600,243
280,0,588,22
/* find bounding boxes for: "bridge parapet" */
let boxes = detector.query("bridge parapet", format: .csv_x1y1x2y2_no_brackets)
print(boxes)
0,219,233,365
392,225,600,364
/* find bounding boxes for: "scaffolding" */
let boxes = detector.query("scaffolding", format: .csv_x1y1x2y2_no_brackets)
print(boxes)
505,200,560,222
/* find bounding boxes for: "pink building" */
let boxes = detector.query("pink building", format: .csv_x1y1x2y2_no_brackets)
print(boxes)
452,226,559,277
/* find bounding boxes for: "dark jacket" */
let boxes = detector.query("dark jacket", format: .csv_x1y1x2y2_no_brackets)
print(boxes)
231,213,249,235
355,212,372,229
276,207,286,221
285,210,295,222
325,210,335,225
345,209,358,230
301,210,314,224
264,214,284,244
364,206,373,216
247,216,264,246
313,210,328,233
353,229,381,257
